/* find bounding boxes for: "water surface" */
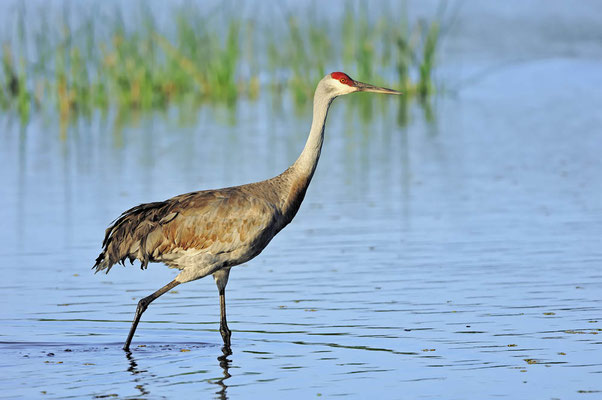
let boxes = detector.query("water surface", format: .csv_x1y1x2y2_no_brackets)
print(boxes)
1,1,602,399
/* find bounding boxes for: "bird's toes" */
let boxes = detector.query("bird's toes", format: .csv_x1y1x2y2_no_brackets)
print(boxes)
220,327,232,346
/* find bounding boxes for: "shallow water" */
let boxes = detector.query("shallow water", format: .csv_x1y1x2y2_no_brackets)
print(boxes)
2,2,602,399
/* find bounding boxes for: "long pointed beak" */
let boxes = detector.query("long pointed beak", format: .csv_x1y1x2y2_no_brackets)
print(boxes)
354,81,402,95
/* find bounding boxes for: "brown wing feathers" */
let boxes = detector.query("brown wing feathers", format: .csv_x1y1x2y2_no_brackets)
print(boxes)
94,200,175,273
93,187,280,274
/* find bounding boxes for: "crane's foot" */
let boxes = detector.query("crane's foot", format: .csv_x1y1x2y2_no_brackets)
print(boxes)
219,345,232,358
220,324,232,348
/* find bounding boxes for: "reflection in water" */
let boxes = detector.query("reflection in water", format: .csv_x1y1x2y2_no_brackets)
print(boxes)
397,94,410,127
419,95,436,126
16,123,26,250
394,92,437,128
125,351,150,398
123,347,232,400
214,346,232,400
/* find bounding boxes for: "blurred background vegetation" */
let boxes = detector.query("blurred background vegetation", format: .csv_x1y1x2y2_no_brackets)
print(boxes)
0,1,450,133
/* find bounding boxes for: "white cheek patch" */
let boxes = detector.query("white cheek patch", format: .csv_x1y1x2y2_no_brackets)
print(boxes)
332,80,356,94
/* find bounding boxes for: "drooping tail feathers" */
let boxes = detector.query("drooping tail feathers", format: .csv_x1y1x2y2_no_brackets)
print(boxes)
93,200,176,273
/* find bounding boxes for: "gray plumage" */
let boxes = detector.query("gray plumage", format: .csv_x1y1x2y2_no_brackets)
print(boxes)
94,169,309,280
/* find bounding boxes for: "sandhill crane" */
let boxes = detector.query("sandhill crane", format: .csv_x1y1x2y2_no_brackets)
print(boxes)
94,72,401,351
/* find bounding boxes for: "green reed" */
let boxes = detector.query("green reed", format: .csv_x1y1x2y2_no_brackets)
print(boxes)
0,2,446,129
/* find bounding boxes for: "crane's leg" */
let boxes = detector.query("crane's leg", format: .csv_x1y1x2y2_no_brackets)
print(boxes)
213,268,232,348
219,288,232,348
123,279,180,351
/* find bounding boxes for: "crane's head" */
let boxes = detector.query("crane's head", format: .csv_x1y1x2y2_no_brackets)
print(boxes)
324,72,402,97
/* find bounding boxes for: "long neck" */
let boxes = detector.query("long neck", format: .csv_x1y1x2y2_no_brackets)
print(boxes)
277,83,335,221
292,85,334,179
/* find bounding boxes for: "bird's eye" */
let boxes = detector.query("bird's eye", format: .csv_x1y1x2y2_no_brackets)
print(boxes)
340,78,347,84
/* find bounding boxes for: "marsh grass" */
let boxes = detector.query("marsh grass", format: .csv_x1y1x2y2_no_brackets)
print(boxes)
0,2,447,130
